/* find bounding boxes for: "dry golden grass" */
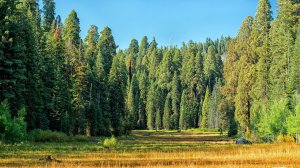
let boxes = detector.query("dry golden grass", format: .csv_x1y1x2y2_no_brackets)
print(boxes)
0,130,299,168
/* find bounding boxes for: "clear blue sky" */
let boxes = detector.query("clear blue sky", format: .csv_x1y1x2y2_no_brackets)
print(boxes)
43,0,278,49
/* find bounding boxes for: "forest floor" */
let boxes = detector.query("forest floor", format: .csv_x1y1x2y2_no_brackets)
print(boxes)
0,130,300,167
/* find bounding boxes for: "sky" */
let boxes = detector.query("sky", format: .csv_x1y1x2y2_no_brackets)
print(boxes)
44,0,278,49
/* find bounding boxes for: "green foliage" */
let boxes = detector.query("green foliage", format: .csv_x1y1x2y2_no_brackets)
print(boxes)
163,94,171,130
103,136,117,148
258,99,290,137
97,26,117,75
146,82,156,130
29,129,68,142
0,100,27,143
170,72,180,130
287,96,300,134
201,87,210,128
108,52,127,136
42,0,55,31
179,90,188,130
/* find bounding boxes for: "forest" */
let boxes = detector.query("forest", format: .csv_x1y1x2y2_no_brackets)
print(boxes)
0,0,300,144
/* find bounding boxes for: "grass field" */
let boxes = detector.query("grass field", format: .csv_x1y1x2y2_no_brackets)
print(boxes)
0,130,300,168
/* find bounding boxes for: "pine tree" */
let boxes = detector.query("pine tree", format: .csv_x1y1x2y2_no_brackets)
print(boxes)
201,87,210,128
95,52,110,135
84,25,100,136
269,0,298,98
204,46,218,90
137,71,148,129
18,0,48,130
158,50,173,92
234,16,254,135
289,23,300,93
126,39,139,82
146,82,156,130
163,94,171,130
97,26,117,75
208,80,223,129
108,51,127,136
126,74,140,130
179,90,188,130
170,72,180,130
0,0,26,116
63,10,86,134
155,108,162,131
251,0,272,101
139,36,149,56
42,0,55,32
222,16,253,136
44,15,67,131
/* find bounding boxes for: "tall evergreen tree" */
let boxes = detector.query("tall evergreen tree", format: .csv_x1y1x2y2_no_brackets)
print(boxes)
269,0,298,98
289,23,300,93
63,10,85,134
84,25,100,136
170,72,180,130
201,87,210,128
234,16,254,135
146,82,156,130
97,26,117,75
126,74,140,130
0,0,26,117
137,71,147,129
179,90,188,130
108,51,127,135
163,94,171,130
42,0,55,32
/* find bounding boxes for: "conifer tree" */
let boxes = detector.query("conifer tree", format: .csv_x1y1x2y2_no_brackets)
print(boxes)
42,0,55,32
84,25,100,135
126,74,140,130
269,0,298,98
170,72,180,130
108,51,127,135
201,87,210,128
158,50,173,92
0,0,26,116
234,16,254,134
163,94,171,130
63,10,86,134
137,71,148,129
146,82,156,130
179,90,188,130
289,23,300,93
97,26,117,75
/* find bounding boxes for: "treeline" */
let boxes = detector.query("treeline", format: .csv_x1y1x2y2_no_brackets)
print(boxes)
1,0,299,140
222,0,300,139
0,0,230,137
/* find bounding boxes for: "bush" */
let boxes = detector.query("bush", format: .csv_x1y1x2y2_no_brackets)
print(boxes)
103,136,117,148
277,134,295,143
0,100,27,143
258,99,290,138
29,129,68,142
71,135,90,142
287,100,300,135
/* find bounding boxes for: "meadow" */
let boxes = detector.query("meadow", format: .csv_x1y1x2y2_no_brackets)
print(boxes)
0,130,300,168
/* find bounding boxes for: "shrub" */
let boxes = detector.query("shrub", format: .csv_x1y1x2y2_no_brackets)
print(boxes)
103,136,117,148
258,99,290,138
277,134,295,143
287,101,300,135
0,100,27,143
29,129,68,142
71,135,90,142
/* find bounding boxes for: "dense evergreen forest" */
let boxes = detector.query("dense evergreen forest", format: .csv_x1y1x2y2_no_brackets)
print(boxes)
0,0,300,142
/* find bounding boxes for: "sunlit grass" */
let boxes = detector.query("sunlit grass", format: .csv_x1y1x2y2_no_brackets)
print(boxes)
0,130,299,167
